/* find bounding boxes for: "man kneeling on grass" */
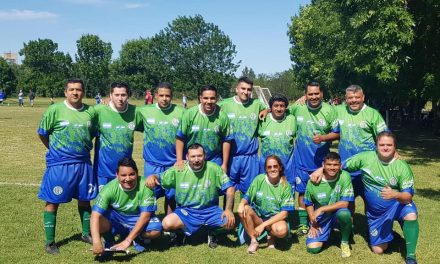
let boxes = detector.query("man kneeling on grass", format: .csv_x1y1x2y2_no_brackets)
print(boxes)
237,155,294,254
91,158,161,257
146,143,235,248
305,152,354,258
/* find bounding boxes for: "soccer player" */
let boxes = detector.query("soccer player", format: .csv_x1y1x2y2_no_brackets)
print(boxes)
345,131,418,264
176,85,232,172
93,82,138,191
37,78,98,254
146,143,235,248
237,155,294,253
217,76,267,194
290,81,339,235
136,82,185,214
91,158,161,257
258,94,296,192
304,152,354,258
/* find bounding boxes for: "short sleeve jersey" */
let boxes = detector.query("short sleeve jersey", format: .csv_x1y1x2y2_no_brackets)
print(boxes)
38,101,95,166
218,97,266,155
176,104,233,161
93,103,138,178
92,177,157,215
159,161,233,209
243,174,294,218
289,102,338,170
304,170,354,210
345,151,415,215
258,113,296,165
136,104,185,166
336,104,388,162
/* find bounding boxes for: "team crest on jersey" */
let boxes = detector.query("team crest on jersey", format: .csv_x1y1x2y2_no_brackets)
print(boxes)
180,208,188,216
359,121,367,128
286,130,293,136
390,177,397,186
296,177,302,185
227,113,236,119
128,122,135,130
87,121,91,127
53,186,63,195
262,130,270,136
147,118,155,124
296,116,304,122
318,119,325,126
103,122,112,129
214,126,220,133
60,120,70,127
338,120,344,125
191,125,200,132
335,185,341,193
250,113,257,120
172,118,180,127
111,203,120,209
371,229,378,237
256,191,263,197
204,180,211,188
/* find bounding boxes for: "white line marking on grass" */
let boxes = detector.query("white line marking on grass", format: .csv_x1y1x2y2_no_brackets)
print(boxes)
0,182,40,187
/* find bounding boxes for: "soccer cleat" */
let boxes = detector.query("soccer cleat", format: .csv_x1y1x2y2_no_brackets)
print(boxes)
341,242,351,258
296,224,309,236
405,258,417,264
207,231,218,249
267,235,275,249
81,234,93,244
247,240,259,254
45,242,60,254
169,232,185,247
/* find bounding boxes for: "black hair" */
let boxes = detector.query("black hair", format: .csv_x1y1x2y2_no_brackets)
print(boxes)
269,93,288,109
237,76,253,87
110,81,131,96
324,152,341,162
65,78,85,91
116,157,138,174
198,85,217,97
305,81,322,93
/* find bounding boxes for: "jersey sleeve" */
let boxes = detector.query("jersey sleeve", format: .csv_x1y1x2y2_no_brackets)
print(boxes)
139,187,157,213
176,109,190,139
92,188,111,214
37,106,56,136
328,105,339,133
258,99,268,111
243,178,257,203
215,165,234,192
134,106,144,132
90,105,100,137
280,183,295,211
220,111,233,141
397,161,415,195
287,103,299,116
159,167,177,189
344,152,365,172
372,110,388,136
303,182,314,207
339,172,355,202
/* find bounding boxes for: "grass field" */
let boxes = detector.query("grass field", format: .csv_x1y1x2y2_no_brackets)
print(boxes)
0,98,439,264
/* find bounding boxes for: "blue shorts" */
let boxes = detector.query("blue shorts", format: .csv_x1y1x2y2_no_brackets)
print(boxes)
98,176,114,192
367,201,418,246
260,155,295,194
105,210,162,236
209,156,222,166
174,206,226,236
306,208,351,245
229,154,259,193
294,167,314,194
38,162,97,203
144,162,175,199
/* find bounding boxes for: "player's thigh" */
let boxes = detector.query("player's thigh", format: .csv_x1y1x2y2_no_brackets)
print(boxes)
38,164,77,204
74,163,98,202
294,167,310,195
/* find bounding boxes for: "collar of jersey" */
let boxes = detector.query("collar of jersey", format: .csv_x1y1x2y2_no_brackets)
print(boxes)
377,155,396,165
347,103,367,114
306,101,322,111
322,172,340,183
187,161,205,173
270,113,286,122
64,100,84,111
233,96,250,105
265,174,280,187
155,102,172,111
109,101,128,113
118,180,138,192
198,104,217,117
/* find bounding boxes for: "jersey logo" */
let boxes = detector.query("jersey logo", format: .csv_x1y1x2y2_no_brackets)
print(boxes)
204,180,211,188
256,191,263,197
214,126,220,133
262,130,270,136
103,122,112,129
124,203,134,210
296,177,302,184
250,113,257,120
296,116,304,122
227,113,236,119
191,125,200,132
335,185,341,193
111,203,120,209
53,186,63,195
390,177,397,186
172,118,180,127
318,119,326,126
128,122,135,130
359,121,367,128
60,120,70,127
180,208,188,216
180,182,190,189
147,118,155,124
338,120,344,125
317,192,327,199
370,229,378,237
286,130,293,136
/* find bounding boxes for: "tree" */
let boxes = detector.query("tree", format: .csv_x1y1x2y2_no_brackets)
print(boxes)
149,15,240,96
241,66,256,80
75,34,112,97
19,38,72,97
0,57,17,96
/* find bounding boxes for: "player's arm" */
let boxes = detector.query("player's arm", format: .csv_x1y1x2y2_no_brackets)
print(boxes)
305,205,321,238
90,211,104,255
259,108,270,120
221,186,235,229
255,211,289,237
381,186,413,204
175,137,185,168
314,201,349,217
237,198,249,218
38,134,49,149
221,140,231,173
312,132,340,144
145,174,160,189
111,212,152,251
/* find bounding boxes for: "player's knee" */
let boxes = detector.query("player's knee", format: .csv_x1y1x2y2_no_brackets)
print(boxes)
336,210,352,223
306,246,321,254
272,223,288,238
162,217,174,231
144,230,161,239
403,213,417,221
371,244,387,254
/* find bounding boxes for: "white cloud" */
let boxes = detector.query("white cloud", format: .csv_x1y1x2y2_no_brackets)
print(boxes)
63,0,109,5
124,3,149,9
0,9,58,20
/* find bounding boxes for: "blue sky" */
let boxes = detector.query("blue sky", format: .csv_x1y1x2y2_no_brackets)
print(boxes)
0,0,310,75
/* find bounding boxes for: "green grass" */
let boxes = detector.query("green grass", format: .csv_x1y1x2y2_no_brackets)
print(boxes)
0,100,439,263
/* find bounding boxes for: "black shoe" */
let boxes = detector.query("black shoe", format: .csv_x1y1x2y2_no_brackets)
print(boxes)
45,242,60,254
405,258,417,264
207,231,218,249
81,234,93,244
169,232,185,247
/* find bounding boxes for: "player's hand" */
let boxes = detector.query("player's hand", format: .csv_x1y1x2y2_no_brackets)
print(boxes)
221,209,235,229
312,208,323,222
381,185,397,200
254,224,266,237
312,134,323,144
111,239,131,251
145,175,159,189
295,95,306,105
259,109,270,120
92,241,104,256
309,167,324,184
174,160,184,170
237,202,246,218
308,225,321,239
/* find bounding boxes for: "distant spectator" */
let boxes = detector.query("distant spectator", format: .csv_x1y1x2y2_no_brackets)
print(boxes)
0,89,5,104
182,93,188,108
49,97,54,105
145,89,153,104
29,90,36,107
95,93,102,104
18,90,24,107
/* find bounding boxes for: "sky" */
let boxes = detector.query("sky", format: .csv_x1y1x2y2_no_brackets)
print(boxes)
0,0,310,75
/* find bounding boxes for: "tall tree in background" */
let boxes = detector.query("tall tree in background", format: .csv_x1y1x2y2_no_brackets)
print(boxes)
19,38,72,97
241,66,256,80
149,15,240,96
0,58,17,96
75,34,112,96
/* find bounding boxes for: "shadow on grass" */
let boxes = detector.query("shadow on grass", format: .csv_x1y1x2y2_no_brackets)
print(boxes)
416,188,440,201
385,231,406,260
353,212,369,244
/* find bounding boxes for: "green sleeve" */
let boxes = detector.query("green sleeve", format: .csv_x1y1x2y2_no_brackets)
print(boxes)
215,164,231,189
398,162,415,191
340,172,354,200
160,167,176,189
258,99,267,111
329,105,339,131
94,188,111,211
178,109,191,138
220,111,232,139
372,110,387,137
140,187,157,208
38,105,56,134
244,179,257,203
280,183,294,209
304,181,313,204
344,153,365,172
288,103,299,116
134,106,144,132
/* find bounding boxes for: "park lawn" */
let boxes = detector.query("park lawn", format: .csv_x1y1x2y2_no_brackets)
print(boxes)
0,101,439,264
